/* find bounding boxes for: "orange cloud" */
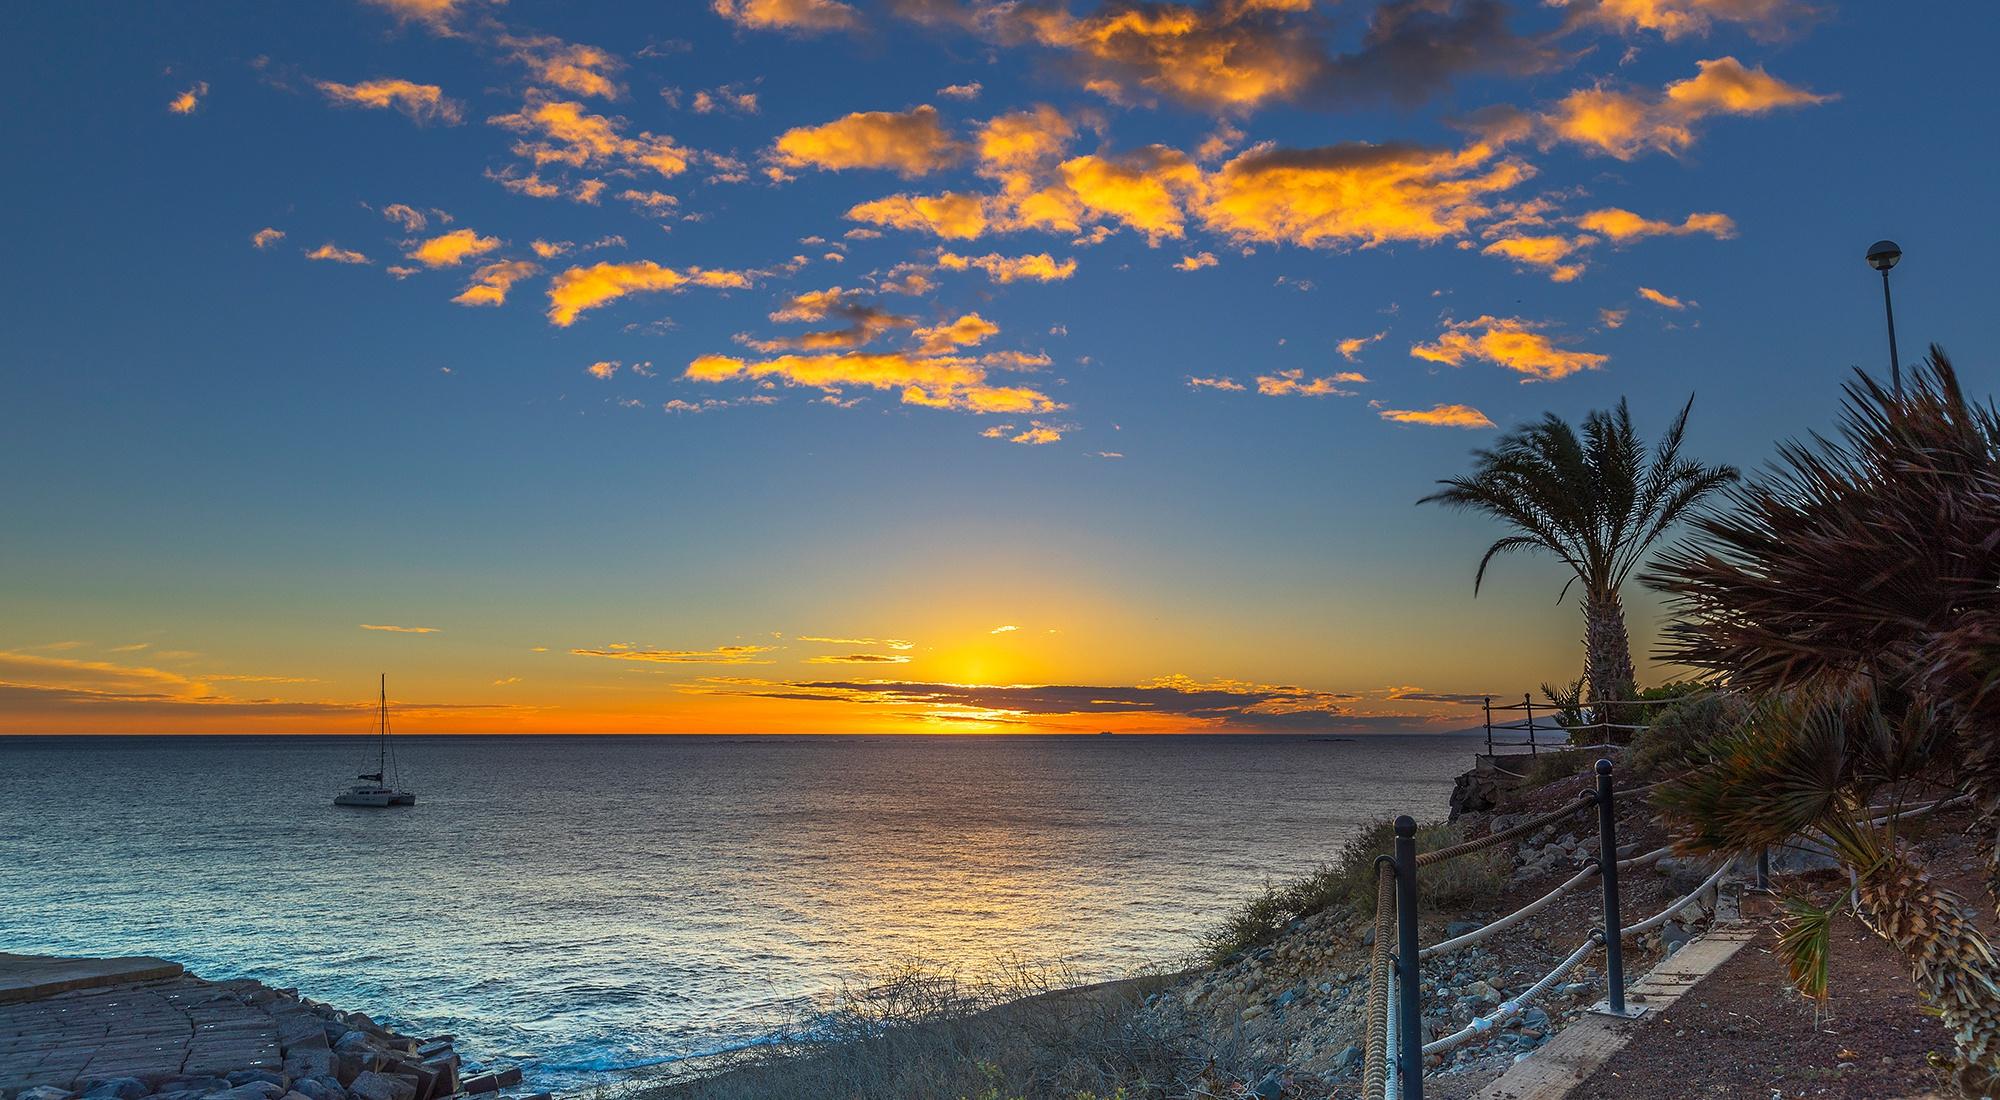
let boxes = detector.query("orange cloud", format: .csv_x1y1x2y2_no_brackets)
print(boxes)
1256,368,1364,397
712,0,859,33
847,192,990,239
1479,232,1593,282
1543,57,1825,159
316,78,462,124
359,0,473,31
546,260,752,326
1061,146,1204,242
360,623,439,633
452,260,538,307
1410,316,1607,381
587,360,619,379
1337,331,1386,361
490,94,688,177
306,243,370,264
1552,0,1814,39
169,82,208,115
912,312,1000,354
1637,285,1690,309
1379,403,1496,428
1175,252,1219,271
407,228,502,268
976,105,1077,173
501,33,624,99
773,105,965,176
1188,376,1246,391
685,351,1061,414
1202,140,1531,248
572,643,777,663
1575,207,1736,242
746,287,917,351
251,228,285,249
935,251,1076,283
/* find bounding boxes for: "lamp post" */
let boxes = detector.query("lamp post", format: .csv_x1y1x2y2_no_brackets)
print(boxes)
1866,239,1903,396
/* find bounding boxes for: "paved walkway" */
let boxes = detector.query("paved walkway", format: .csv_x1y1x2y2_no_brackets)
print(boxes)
0,958,283,1094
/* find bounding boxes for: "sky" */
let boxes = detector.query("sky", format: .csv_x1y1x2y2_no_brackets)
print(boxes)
1,0,1995,734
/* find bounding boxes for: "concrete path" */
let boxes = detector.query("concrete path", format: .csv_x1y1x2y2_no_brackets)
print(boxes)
0,962,282,1095
0,956,184,1006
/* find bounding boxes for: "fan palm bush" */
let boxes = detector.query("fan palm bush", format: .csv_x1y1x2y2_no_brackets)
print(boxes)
1422,397,1736,727
1647,348,2000,1092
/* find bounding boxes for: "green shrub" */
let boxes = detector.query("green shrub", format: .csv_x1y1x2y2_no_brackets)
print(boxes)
1198,817,1509,965
1627,690,1747,777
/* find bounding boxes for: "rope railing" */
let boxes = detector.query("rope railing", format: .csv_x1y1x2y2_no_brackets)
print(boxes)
1358,750,1977,1100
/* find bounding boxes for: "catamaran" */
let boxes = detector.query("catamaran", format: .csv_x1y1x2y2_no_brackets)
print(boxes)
334,674,416,807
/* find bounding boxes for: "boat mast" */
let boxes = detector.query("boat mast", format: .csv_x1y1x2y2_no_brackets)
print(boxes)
378,673,388,782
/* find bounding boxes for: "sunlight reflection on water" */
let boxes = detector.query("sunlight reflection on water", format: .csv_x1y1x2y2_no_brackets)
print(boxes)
0,733,1475,1090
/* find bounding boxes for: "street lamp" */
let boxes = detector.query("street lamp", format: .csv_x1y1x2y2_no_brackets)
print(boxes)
1866,239,1902,396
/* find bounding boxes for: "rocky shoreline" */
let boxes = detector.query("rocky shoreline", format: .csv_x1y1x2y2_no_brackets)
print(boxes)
0,964,543,1100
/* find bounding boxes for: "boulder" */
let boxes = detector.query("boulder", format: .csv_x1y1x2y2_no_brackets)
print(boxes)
458,1075,498,1095
1449,768,1509,821
333,1032,378,1055
290,1078,348,1100
225,1071,287,1090
209,1084,286,1100
155,1078,228,1095
1767,839,1840,876
285,1051,335,1081
16,1088,76,1100
345,1074,414,1100
79,1079,149,1100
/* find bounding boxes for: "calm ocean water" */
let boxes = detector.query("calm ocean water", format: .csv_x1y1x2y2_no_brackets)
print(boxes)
0,734,1475,1090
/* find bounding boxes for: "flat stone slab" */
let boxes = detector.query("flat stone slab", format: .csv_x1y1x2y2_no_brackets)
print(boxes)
0,964,278,1095
0,957,184,1006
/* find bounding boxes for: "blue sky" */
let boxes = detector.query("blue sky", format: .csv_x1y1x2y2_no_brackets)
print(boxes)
1,0,1995,732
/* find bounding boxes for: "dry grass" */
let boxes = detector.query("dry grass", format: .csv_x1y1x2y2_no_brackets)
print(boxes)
639,960,1181,1100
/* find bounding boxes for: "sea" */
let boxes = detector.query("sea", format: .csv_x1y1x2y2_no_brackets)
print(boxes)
0,734,1476,1091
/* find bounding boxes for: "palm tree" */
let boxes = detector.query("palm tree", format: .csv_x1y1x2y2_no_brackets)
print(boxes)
1421,397,1737,720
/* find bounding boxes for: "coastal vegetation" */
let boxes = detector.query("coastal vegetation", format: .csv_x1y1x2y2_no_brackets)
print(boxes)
1646,349,2000,1094
1422,398,1737,721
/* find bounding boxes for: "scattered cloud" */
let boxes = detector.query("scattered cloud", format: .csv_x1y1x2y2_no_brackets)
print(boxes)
546,260,752,326
1203,140,1531,249
1551,0,1817,41
1542,56,1826,159
316,78,463,124
1575,207,1735,242
501,33,625,99
251,228,285,249
1410,316,1607,381
490,93,689,178
686,349,1059,414
798,635,916,650
1637,285,1691,309
990,624,1019,634
587,360,620,379
805,653,913,664
773,105,966,176
937,82,983,100
452,260,538,306
571,643,778,663
169,82,208,115
936,251,1076,283
1256,368,1365,397
360,623,440,633
1188,376,1246,391
912,312,999,353
1379,403,1496,428
1337,331,1387,361
712,0,859,34
1175,251,1219,271
407,228,502,268
381,203,429,232
1479,232,1593,281
306,243,370,265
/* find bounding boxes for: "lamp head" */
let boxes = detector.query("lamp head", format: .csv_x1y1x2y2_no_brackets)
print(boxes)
1867,239,1902,272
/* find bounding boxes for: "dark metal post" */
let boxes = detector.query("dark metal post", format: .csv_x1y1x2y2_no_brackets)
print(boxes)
1595,759,1626,1014
1524,693,1537,756
1756,847,1771,892
1483,695,1493,756
1880,267,1902,397
1394,816,1424,1099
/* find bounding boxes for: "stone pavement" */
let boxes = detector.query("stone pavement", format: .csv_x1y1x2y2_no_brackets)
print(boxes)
0,969,281,1094
0,956,184,1006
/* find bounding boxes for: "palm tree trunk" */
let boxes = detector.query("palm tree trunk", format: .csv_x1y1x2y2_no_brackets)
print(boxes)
1855,853,2000,1095
1583,589,1637,734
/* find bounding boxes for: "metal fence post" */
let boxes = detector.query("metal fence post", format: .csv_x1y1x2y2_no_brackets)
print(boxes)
1595,759,1626,1015
1483,695,1493,757
1524,693,1538,756
1394,816,1423,1100
1756,847,1771,892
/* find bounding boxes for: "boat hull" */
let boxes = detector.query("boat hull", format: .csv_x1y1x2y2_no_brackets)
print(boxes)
334,789,416,808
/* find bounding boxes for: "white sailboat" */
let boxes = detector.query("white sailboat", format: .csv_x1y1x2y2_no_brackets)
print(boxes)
334,674,416,807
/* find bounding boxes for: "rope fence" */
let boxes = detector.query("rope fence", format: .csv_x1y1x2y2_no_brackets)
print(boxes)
1358,739,1972,1100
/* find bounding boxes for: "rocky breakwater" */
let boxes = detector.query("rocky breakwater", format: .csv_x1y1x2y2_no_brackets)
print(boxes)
0,964,543,1100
